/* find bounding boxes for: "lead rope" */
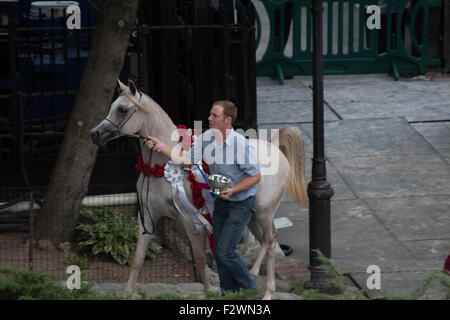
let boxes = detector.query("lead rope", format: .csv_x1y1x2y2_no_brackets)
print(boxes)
117,91,152,235
145,146,154,234
137,145,153,235
136,88,153,236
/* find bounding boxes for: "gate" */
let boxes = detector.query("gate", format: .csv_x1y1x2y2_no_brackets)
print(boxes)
255,0,443,83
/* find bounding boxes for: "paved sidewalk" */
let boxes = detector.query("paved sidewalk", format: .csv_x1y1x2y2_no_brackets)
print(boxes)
257,72,450,299
92,267,303,300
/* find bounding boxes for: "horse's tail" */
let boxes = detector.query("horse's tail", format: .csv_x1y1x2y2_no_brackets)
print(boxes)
272,126,309,208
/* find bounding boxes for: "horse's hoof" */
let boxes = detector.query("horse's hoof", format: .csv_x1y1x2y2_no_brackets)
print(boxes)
250,271,259,277
123,288,133,298
262,293,272,300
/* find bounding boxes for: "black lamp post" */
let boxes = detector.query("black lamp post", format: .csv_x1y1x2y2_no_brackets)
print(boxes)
307,0,336,292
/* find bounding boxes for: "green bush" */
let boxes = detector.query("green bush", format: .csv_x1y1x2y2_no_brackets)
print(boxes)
0,266,115,300
75,207,161,265
64,252,90,280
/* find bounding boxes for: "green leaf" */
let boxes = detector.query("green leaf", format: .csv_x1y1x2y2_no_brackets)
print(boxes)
79,239,96,247
111,252,126,265
146,251,155,260
123,245,130,257
104,244,112,254
148,241,162,253
92,243,103,256
105,234,113,246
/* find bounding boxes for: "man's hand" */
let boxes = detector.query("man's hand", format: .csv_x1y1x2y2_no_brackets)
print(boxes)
145,136,161,151
218,173,261,201
218,188,234,201
144,135,193,166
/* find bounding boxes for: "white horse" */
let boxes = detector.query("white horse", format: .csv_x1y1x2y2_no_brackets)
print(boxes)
90,79,309,300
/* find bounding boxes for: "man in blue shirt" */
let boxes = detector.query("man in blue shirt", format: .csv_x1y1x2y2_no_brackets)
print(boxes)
145,100,261,294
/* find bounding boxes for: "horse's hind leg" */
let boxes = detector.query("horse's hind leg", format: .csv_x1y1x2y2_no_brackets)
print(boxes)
249,245,268,277
249,216,278,300
263,235,277,300
247,216,268,277
124,214,151,297
185,225,211,294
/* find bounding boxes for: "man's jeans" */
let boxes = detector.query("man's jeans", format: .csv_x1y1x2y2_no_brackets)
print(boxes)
213,195,258,294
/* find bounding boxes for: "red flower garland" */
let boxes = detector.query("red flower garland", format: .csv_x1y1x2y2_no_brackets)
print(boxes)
177,125,196,151
135,155,165,178
135,155,210,210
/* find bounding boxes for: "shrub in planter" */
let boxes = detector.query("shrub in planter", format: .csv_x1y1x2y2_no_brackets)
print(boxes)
75,207,161,265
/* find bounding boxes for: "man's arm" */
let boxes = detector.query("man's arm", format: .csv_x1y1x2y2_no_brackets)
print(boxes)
145,136,193,166
218,137,261,200
219,173,261,201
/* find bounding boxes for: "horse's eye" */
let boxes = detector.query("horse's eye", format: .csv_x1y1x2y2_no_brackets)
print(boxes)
118,106,128,115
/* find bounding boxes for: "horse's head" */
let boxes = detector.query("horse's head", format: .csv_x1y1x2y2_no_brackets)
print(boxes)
90,79,148,146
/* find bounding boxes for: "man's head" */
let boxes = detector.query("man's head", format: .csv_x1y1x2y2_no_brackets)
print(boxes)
208,100,237,131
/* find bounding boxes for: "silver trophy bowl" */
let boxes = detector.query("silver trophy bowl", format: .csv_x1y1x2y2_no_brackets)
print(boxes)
207,174,232,195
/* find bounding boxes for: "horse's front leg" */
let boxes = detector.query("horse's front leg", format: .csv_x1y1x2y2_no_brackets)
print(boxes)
124,212,151,297
185,225,211,294
262,241,276,300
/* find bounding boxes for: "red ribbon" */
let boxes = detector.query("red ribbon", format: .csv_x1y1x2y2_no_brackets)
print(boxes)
187,170,211,210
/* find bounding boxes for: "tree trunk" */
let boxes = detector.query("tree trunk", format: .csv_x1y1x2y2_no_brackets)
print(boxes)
34,0,140,243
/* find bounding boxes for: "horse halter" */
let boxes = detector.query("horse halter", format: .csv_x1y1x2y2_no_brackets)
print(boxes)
105,90,146,140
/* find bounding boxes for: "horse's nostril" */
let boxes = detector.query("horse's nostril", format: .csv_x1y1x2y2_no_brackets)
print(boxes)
90,129,100,142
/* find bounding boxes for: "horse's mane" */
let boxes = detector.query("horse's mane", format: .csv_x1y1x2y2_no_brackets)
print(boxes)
141,93,176,129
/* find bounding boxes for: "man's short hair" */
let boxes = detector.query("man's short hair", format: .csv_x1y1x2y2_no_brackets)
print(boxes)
213,100,237,123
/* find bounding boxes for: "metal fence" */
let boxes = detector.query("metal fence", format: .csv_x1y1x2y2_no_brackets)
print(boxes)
0,1,138,191
0,185,203,284
137,0,257,132
1,0,257,191
255,0,443,83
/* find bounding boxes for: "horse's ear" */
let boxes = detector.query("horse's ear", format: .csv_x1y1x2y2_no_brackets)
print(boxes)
117,78,128,92
128,79,137,96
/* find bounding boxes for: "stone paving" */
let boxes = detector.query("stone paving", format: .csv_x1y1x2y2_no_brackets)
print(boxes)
259,72,450,299
92,265,303,300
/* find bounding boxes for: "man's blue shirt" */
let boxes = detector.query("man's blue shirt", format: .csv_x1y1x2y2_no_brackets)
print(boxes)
184,128,260,201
